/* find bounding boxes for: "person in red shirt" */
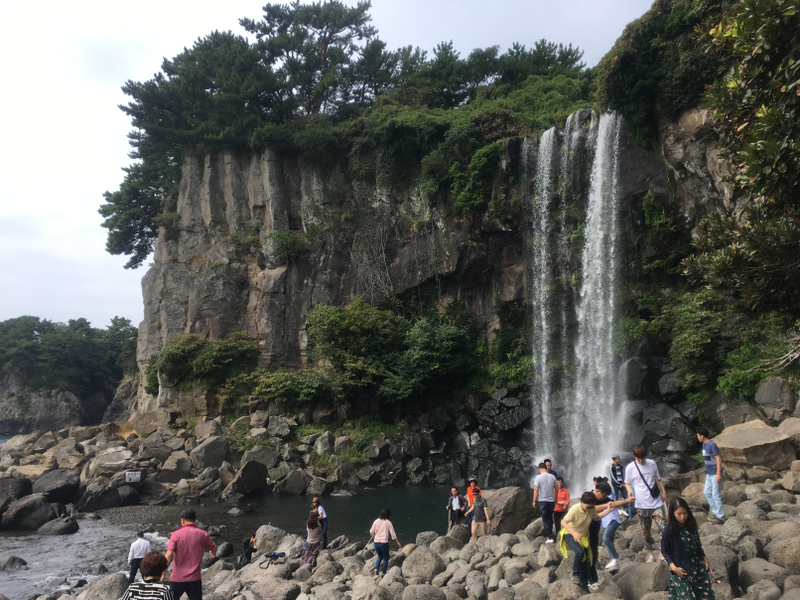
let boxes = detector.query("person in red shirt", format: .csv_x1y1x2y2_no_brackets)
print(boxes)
463,478,479,527
165,509,216,600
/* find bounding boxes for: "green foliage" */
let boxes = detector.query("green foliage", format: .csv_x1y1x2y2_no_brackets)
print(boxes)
144,332,258,395
684,0,800,315
451,143,503,213
0,315,137,397
596,0,736,148
224,427,268,453
718,315,800,397
268,230,312,263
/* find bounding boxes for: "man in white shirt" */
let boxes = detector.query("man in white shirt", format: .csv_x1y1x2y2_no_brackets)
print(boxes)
532,462,558,543
127,531,151,584
623,445,666,562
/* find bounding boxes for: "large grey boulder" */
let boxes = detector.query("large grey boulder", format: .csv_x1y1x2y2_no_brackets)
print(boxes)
0,556,28,571
190,436,230,470
613,561,669,600
255,525,288,553
159,450,193,483
86,447,136,480
242,444,279,468
250,578,300,600
778,419,800,450
755,378,797,422
747,579,782,600
0,477,32,513
220,460,269,499
194,419,222,441
715,420,796,473
721,517,753,553
138,434,172,463
704,545,739,592
31,468,80,504
740,558,787,591
546,579,585,600
481,487,535,534
402,545,445,582
0,493,56,530
75,572,130,600
403,584,446,600
0,432,41,457
37,516,79,535
75,483,122,512
276,469,311,495
767,535,800,575
133,409,174,436
513,579,548,600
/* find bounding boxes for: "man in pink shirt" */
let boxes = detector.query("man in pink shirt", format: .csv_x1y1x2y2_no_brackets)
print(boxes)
165,509,216,600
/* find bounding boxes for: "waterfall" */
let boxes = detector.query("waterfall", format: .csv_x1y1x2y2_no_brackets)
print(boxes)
528,111,625,488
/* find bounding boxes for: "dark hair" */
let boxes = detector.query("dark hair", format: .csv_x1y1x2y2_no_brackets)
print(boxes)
307,511,319,528
544,459,552,464
696,426,710,439
667,497,698,534
596,481,612,497
473,487,482,495
242,536,254,550
556,477,564,485
136,531,145,538
632,445,647,459
538,462,547,469
580,492,598,505
180,509,197,522
140,551,168,578
379,508,391,520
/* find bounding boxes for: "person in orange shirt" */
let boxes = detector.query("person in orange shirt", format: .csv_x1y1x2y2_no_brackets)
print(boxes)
554,476,570,536
463,478,479,527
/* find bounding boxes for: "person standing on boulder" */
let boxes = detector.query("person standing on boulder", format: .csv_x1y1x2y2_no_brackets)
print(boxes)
533,462,558,543
553,477,570,536
662,497,715,600
369,508,402,576
624,444,667,563
464,487,491,544
127,531,151,584
311,497,328,549
696,427,725,524
446,486,467,531
609,454,634,520
463,478,479,528
165,509,216,600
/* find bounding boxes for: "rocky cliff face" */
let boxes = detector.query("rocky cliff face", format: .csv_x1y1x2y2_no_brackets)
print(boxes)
0,375,95,435
135,107,744,417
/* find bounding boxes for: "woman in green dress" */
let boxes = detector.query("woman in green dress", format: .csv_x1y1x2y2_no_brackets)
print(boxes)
661,497,715,600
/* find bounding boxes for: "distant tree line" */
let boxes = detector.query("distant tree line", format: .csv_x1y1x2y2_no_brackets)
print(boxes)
0,316,138,398
99,0,588,269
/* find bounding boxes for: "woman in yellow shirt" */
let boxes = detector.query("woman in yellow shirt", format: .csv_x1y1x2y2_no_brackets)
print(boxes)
559,491,600,590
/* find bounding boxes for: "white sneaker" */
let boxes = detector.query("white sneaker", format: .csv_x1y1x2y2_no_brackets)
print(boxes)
645,553,655,563
545,539,554,544
605,558,618,570
588,583,601,592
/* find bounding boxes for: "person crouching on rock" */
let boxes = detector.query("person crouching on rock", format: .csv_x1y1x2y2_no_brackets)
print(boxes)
121,551,174,600
464,487,491,544
446,486,467,531
303,510,323,567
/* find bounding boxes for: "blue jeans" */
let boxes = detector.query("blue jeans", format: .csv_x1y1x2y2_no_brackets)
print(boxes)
320,517,328,549
564,534,589,588
612,483,634,519
374,542,390,574
603,519,620,560
539,501,555,541
705,474,724,519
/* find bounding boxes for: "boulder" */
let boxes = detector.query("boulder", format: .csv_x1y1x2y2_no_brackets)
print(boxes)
314,432,334,455
255,524,288,553
402,545,445,582
481,487,535,534
189,436,230,470
403,585,446,600
87,447,136,480
704,545,739,592
117,485,141,506
537,542,562,567
747,579,782,600
493,407,532,431
768,535,800,574
364,438,389,460
781,471,800,494
159,451,193,483
416,531,440,547
778,418,800,450
0,493,56,530
306,477,332,497
756,378,797,416
37,516,79,535
546,579,585,600
75,483,121,512
194,419,222,441
74,572,129,600
715,420,796,472
0,477,32,512
398,432,425,458
241,444,279,468
267,417,294,439
31,469,80,504
613,561,669,600
0,556,28,571
740,558,787,591
0,432,41,457
276,469,311,495
220,460,269,498
250,578,301,600
133,409,174,436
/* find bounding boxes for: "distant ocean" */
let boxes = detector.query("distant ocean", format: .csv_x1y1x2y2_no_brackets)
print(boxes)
0,435,11,446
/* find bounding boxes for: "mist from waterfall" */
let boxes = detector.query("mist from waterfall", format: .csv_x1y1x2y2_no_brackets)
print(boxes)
527,111,626,488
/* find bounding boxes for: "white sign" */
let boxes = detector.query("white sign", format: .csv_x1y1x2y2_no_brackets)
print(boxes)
125,471,141,483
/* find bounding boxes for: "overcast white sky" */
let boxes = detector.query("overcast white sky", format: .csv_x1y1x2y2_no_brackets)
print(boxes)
0,0,650,330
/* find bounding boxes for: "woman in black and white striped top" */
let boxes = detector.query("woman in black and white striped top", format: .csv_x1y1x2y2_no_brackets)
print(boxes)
120,551,174,600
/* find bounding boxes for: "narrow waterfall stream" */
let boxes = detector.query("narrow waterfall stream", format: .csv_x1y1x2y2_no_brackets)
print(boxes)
528,111,627,489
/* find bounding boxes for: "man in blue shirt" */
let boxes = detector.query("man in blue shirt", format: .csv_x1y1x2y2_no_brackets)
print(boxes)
696,427,725,523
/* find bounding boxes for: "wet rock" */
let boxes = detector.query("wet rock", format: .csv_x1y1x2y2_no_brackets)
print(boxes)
32,469,80,504
0,493,56,530
75,483,121,512
0,555,28,570
493,407,532,431
0,477,32,512
37,516,79,535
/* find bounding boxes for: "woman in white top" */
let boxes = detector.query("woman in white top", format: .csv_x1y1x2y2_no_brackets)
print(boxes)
369,508,402,575
311,497,328,549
